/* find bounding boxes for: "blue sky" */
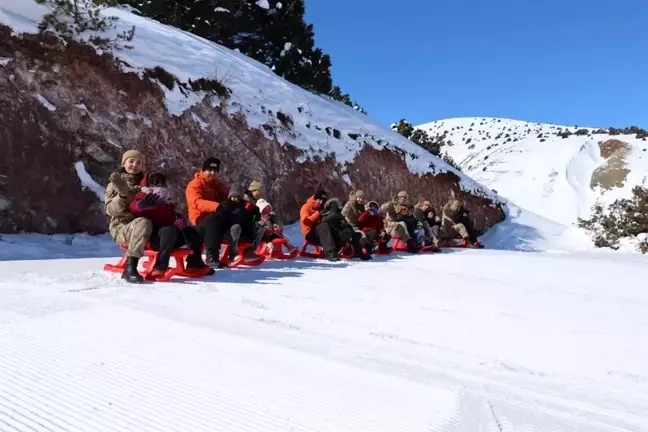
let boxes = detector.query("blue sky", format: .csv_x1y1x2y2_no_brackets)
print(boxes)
305,0,648,128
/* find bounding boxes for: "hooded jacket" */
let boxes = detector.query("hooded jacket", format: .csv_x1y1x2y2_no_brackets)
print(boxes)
185,171,229,225
299,195,322,236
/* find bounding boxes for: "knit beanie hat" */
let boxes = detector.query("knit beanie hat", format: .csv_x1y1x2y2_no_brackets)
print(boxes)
202,157,221,172
324,198,342,214
249,180,263,192
121,149,145,167
228,185,243,199
314,189,327,201
366,200,379,210
256,198,272,216
351,190,365,199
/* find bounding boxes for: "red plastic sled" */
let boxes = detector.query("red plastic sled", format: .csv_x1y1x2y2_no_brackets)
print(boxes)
374,238,393,255
299,241,355,259
219,241,266,268
439,236,484,249
257,238,299,260
392,238,440,253
104,245,212,282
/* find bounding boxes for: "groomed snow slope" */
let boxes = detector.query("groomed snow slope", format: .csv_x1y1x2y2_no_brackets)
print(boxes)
1,233,647,432
0,0,495,200
417,118,648,226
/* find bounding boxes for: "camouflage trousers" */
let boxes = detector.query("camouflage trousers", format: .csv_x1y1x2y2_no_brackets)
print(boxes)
113,217,154,258
386,221,410,242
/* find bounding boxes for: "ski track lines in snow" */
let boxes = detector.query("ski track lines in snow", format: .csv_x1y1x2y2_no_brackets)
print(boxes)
1,250,648,432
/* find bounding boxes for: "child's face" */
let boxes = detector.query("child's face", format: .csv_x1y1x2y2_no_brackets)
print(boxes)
261,206,272,221
123,158,142,175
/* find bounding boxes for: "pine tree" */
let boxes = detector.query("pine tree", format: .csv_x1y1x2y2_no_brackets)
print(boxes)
394,119,414,139
119,0,361,105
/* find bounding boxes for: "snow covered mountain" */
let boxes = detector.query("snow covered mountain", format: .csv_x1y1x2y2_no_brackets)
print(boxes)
417,118,648,228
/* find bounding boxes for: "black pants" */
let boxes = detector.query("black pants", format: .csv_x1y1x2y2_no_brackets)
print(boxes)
305,222,339,255
306,223,364,256
150,226,203,270
398,214,419,239
197,212,242,257
240,224,265,249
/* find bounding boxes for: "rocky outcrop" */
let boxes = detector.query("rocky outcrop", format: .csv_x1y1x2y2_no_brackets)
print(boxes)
0,26,503,234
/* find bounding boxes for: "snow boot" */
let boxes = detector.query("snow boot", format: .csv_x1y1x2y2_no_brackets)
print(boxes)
377,243,391,254
360,253,372,261
205,249,220,268
186,253,216,276
121,256,144,283
325,252,341,262
406,239,419,254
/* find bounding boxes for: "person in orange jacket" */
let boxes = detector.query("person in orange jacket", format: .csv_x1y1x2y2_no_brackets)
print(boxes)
300,189,346,262
186,157,245,267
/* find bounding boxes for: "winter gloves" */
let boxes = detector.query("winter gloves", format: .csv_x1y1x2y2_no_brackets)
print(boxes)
132,193,158,212
109,172,131,196
174,215,188,230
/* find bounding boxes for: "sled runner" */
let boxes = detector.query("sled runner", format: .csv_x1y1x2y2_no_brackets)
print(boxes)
299,241,355,259
104,245,212,282
373,238,393,255
439,238,485,249
392,238,440,253
257,237,299,260
219,241,266,268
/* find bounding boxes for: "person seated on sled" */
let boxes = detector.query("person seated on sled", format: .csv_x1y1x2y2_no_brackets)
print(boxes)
255,198,289,254
105,149,154,283
380,191,419,253
358,200,391,253
414,199,441,246
130,172,213,277
322,198,371,261
441,198,483,248
341,190,374,257
243,180,283,247
211,185,264,267
300,190,369,262
186,157,260,266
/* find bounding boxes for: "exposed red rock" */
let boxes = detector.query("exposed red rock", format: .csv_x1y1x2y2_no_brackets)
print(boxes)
0,26,503,234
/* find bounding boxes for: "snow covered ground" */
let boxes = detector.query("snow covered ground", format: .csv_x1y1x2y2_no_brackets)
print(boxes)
1,228,648,431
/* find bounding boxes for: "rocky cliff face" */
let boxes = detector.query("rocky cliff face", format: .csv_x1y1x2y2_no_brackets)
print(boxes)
0,26,503,234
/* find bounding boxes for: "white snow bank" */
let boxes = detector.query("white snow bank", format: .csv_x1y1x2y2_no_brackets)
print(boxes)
73,161,106,201
0,1,498,202
480,203,592,253
34,93,56,111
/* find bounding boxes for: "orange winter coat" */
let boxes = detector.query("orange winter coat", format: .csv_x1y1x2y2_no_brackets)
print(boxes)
300,196,322,236
185,172,229,225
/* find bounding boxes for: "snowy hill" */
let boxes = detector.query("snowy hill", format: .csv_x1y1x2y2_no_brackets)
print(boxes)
417,118,648,229
0,1,503,234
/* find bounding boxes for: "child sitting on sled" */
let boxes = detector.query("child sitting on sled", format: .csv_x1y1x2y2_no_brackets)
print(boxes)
130,172,213,277
358,201,392,253
255,198,296,255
